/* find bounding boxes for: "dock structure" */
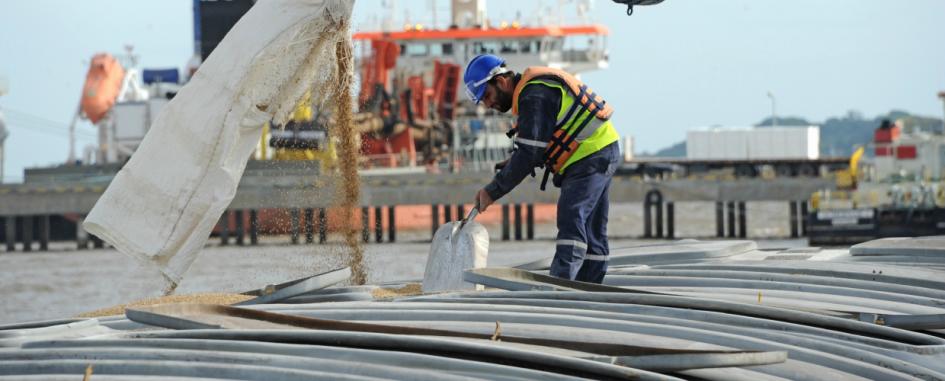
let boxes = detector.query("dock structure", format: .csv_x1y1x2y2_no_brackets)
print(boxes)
0,162,831,251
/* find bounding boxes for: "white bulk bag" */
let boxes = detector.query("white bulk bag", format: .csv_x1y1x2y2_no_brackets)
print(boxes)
85,0,355,288
422,221,490,293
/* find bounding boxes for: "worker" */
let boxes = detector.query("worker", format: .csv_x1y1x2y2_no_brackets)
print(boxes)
464,54,620,284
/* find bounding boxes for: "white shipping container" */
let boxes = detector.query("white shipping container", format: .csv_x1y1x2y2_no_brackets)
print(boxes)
687,126,820,160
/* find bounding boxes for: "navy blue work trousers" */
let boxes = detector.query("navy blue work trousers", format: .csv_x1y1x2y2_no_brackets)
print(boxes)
549,142,620,284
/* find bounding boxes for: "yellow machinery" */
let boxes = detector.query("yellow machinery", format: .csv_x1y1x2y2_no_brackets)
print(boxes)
810,146,865,210
835,146,864,190
257,92,337,171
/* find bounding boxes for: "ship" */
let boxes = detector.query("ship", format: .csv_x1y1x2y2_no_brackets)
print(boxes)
43,0,616,238
808,107,945,245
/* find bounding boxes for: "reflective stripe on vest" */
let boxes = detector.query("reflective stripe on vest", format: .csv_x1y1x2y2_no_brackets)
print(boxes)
514,136,548,148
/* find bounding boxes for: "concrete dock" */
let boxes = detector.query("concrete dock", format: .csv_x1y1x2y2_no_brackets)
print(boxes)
0,163,832,252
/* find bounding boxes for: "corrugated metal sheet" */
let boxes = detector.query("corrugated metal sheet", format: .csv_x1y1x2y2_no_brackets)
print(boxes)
2,238,945,380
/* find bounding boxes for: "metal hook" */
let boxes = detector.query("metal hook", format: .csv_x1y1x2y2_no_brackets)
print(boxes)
613,0,636,16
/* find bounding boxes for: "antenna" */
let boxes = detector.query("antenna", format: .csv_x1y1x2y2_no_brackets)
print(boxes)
124,44,139,67
938,91,945,134
382,0,396,31
577,0,592,23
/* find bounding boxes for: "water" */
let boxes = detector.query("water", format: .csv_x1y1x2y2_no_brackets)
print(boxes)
0,200,807,324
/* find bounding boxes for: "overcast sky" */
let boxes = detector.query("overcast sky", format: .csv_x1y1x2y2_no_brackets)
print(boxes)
1,0,943,182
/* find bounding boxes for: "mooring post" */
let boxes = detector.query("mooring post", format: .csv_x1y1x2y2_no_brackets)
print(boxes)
738,202,747,238
388,206,396,243
800,201,809,236
431,204,440,239
360,207,369,243
715,201,724,238
219,211,230,246
38,215,50,251
655,201,664,238
291,208,301,245
667,202,675,239
502,204,510,241
91,233,104,249
514,203,523,241
21,216,33,252
789,201,799,238
234,210,245,246
4,216,16,252
374,206,383,243
526,204,535,240
644,190,663,239
318,208,327,244
249,210,259,245
304,208,314,244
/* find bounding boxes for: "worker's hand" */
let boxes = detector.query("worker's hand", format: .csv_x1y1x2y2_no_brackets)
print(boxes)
475,188,495,213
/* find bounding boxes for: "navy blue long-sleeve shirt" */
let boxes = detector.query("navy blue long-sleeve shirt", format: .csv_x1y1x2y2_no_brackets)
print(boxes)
484,79,561,201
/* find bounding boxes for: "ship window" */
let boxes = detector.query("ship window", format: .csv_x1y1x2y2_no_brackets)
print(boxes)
442,43,454,55
405,43,429,56
565,36,593,50
474,41,499,54
520,40,538,53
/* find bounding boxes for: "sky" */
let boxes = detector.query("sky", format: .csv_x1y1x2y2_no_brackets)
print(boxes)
1,0,943,183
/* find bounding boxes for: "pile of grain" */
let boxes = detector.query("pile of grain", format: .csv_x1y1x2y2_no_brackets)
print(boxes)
370,283,423,299
77,293,253,318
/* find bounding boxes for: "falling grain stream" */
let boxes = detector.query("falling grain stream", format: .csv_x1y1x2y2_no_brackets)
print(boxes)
330,25,367,285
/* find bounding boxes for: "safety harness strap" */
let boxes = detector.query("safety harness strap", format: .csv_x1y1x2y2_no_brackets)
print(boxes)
547,100,602,165
539,97,603,191
556,85,587,130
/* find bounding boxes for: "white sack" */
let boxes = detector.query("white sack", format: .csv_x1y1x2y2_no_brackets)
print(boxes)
84,0,355,287
422,222,489,293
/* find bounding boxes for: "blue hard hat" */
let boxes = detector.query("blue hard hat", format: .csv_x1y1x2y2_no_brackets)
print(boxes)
463,54,508,104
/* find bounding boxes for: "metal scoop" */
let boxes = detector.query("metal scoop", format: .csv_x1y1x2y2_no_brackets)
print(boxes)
450,201,480,248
